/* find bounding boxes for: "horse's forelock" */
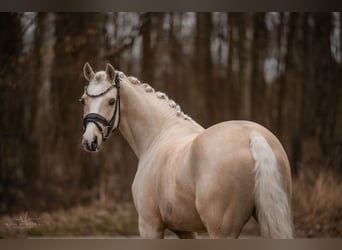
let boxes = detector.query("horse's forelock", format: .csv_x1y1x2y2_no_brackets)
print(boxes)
94,71,107,82
86,71,113,96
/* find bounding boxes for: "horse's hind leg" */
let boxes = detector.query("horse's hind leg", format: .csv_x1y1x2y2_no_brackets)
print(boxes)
206,215,241,238
172,230,197,239
197,200,249,238
204,210,245,239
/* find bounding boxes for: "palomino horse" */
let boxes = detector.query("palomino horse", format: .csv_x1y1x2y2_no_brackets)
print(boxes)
80,63,293,239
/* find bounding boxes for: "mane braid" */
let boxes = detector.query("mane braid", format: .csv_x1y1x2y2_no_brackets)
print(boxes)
127,76,192,121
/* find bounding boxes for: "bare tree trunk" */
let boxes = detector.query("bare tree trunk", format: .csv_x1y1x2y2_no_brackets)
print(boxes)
141,13,154,83
195,13,213,127
251,13,267,123
49,13,107,208
34,12,56,187
310,13,340,170
0,13,26,212
226,13,240,119
238,13,253,120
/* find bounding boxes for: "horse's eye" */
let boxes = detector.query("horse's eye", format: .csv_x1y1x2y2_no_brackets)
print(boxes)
109,98,116,106
79,98,85,105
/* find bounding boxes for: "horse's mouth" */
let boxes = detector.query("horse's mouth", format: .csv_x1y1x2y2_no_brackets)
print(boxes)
82,141,101,152
84,147,98,152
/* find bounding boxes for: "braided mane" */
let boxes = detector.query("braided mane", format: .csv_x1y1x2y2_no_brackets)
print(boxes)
123,74,192,121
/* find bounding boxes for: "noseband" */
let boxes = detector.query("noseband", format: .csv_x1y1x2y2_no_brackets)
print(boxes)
83,73,121,142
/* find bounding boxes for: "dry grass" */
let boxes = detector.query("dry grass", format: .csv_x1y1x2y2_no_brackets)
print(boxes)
0,201,138,238
292,169,342,237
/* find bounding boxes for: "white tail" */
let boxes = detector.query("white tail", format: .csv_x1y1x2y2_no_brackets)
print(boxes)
249,131,293,239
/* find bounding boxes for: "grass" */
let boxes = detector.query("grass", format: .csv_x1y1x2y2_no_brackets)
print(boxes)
0,201,139,238
292,169,342,237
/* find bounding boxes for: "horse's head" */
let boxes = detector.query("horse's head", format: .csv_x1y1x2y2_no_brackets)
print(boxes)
80,62,120,152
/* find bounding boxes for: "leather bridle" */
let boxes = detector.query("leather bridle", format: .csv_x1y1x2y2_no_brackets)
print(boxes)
82,73,121,142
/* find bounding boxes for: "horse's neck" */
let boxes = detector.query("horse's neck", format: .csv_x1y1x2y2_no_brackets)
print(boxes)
119,77,203,158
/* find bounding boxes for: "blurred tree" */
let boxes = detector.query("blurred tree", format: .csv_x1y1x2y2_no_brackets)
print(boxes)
0,12,341,214
141,13,154,83
305,13,341,171
47,13,108,208
32,12,56,204
195,13,213,127
226,13,253,120
276,13,307,172
0,13,28,212
238,13,253,120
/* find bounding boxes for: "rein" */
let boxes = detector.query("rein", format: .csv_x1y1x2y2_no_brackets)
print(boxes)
83,73,121,142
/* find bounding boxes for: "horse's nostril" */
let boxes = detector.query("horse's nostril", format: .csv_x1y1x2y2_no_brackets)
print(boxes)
91,136,98,151
83,140,91,151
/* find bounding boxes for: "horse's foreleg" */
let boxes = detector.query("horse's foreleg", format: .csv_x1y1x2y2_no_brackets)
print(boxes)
172,230,197,239
138,216,165,239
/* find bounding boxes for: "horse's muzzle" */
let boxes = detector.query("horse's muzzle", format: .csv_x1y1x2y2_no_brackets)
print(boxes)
83,135,98,152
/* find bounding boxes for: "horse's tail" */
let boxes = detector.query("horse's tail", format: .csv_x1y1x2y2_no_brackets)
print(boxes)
249,131,293,239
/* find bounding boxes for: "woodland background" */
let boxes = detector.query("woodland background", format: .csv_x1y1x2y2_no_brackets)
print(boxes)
0,12,341,237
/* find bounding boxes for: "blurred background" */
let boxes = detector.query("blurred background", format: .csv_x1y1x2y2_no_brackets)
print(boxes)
0,12,341,238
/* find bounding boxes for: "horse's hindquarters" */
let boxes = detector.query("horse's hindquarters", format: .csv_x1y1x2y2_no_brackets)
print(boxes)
191,121,292,238
191,122,255,237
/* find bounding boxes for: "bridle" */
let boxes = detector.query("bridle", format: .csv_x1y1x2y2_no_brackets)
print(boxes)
82,73,121,142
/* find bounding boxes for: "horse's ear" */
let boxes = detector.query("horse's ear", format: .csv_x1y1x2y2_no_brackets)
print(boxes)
105,63,116,83
83,62,95,81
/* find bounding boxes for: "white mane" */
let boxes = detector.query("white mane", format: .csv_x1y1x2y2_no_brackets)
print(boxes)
123,74,192,121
